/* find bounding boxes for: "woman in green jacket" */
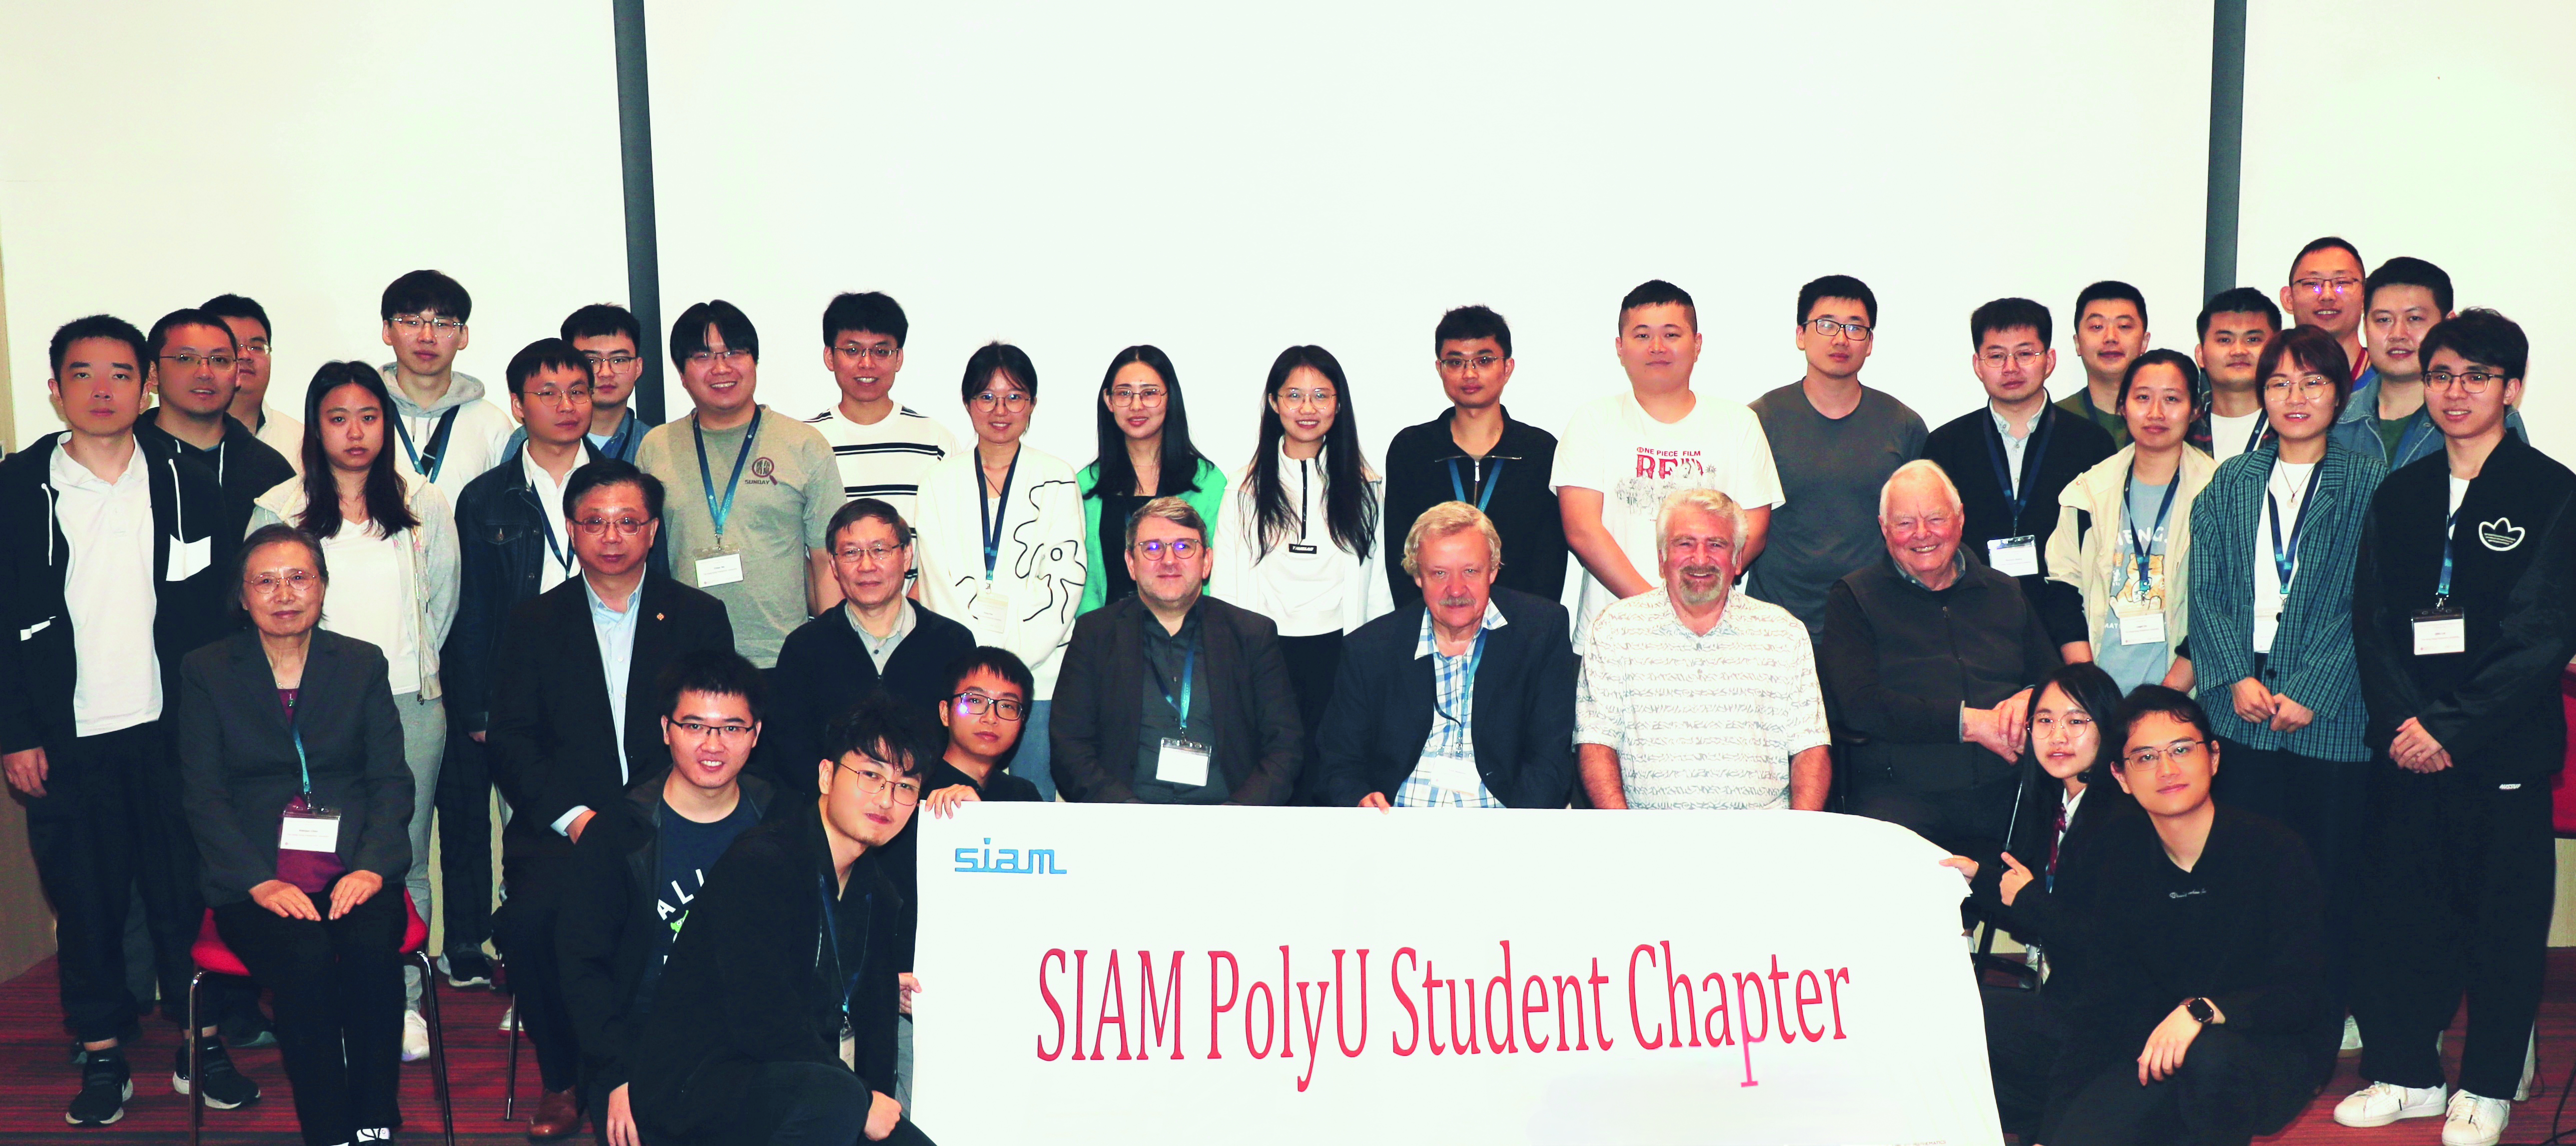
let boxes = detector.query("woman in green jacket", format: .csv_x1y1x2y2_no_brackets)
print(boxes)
1076,344,1225,614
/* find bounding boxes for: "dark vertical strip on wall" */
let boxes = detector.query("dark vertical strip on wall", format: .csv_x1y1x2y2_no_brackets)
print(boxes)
2204,0,2248,304
614,0,665,422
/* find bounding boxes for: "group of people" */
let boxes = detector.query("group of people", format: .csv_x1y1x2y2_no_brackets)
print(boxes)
5,237,2568,1146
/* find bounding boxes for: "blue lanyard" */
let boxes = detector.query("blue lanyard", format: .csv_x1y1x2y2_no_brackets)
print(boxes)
1431,628,1489,728
1985,408,2053,532
2265,462,2323,597
284,692,315,804
977,448,1021,580
2242,410,2271,454
389,406,461,482
1153,639,1197,732
1445,457,1504,512
818,875,867,1022
692,407,763,541
2437,508,2459,604
2120,464,2179,594
598,408,642,461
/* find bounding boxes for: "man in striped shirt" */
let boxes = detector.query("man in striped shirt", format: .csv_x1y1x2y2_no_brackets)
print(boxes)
805,292,956,576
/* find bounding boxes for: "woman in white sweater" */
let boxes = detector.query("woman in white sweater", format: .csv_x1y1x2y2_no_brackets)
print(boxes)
1212,345,1392,804
915,342,1086,800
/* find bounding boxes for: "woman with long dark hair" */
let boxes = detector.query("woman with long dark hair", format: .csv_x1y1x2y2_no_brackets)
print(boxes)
251,362,457,1056
1211,346,1391,804
1076,345,1225,615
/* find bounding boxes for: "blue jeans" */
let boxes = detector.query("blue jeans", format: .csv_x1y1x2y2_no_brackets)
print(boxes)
1012,700,1056,800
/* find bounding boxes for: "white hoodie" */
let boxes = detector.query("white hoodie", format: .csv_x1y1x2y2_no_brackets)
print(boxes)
1211,442,1392,637
377,364,518,499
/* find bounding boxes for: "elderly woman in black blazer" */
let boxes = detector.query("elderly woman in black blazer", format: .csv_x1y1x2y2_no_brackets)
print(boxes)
179,524,413,1146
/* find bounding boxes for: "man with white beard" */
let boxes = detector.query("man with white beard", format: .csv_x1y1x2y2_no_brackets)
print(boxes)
1575,488,1830,810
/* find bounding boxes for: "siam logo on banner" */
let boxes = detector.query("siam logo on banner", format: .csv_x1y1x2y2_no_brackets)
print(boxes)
915,806,1999,1144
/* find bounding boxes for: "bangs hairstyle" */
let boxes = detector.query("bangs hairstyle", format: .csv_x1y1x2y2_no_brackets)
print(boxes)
1434,304,1513,358
560,303,642,347
2418,308,2529,382
563,458,664,521
200,294,272,340
825,692,935,778
668,299,760,368
1619,279,1696,332
1970,297,2052,350
657,648,767,723
380,268,471,322
941,645,1035,704
2117,348,2202,412
828,496,911,550
2075,280,2148,330
296,362,419,540
2289,236,2362,278
2024,662,2122,782
960,341,1038,404
505,337,595,395
2195,287,2281,339
1400,500,1502,577
147,307,240,360
48,314,149,378
1090,344,1209,500
2255,326,2353,418
823,291,909,348
1798,274,1877,328
233,524,328,620
1249,345,1377,560
2365,256,2454,315
2110,684,2215,765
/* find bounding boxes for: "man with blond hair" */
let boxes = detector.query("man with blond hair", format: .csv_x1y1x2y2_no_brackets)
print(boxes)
1576,488,1829,810
1316,502,1577,808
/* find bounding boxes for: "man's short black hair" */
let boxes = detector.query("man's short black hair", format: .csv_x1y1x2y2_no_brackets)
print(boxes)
1618,280,1696,332
380,269,472,322
1798,274,1877,328
1433,304,1512,359
506,338,595,396
2365,256,2454,316
563,458,665,522
940,646,1035,704
2075,280,2148,330
200,294,271,340
823,292,909,348
826,692,934,779
561,303,642,347
2118,348,2202,411
2111,684,2215,766
2289,236,2363,277
828,497,910,550
1970,297,2052,350
146,308,241,361
2195,288,2282,340
2418,308,2528,382
959,341,1038,404
658,648,766,724
49,314,150,378
669,300,759,368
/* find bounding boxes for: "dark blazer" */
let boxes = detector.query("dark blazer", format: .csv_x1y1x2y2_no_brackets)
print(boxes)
555,766,777,1098
1965,763,2135,974
1050,594,1303,804
630,802,905,1144
1379,408,1567,610
1820,552,2062,792
1922,402,2118,646
176,630,414,906
445,438,606,734
485,573,735,860
770,600,978,776
2353,434,2576,784
1313,586,1576,808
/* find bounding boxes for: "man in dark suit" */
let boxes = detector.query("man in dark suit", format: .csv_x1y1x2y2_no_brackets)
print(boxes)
1051,496,1302,804
1318,502,1575,808
485,460,733,1140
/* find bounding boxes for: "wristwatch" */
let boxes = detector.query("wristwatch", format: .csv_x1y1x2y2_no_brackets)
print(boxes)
2184,997,2216,1024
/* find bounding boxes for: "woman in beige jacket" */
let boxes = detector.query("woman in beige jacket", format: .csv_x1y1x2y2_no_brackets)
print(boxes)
2044,350,2216,694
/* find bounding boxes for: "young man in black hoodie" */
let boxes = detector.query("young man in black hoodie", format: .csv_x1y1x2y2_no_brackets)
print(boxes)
0,315,256,1123
133,307,296,514
2341,309,2576,1144
630,692,937,1146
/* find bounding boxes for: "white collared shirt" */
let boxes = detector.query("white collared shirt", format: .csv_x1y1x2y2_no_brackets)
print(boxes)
1991,405,2038,488
1574,588,1829,810
554,575,644,837
51,438,161,736
522,448,577,594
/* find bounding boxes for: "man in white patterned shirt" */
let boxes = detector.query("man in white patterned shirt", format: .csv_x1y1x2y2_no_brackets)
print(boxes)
1576,488,1830,810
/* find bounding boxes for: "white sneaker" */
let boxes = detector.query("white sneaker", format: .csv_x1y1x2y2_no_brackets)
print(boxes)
401,1010,429,1063
2342,1014,2363,1051
2441,1090,2509,1146
2333,1080,2447,1128
497,1003,517,1034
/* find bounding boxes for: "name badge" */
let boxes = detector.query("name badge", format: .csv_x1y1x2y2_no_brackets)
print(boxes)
1156,737,1212,787
279,807,341,853
838,1016,857,1071
1986,536,2039,578
2117,610,2167,646
693,551,745,587
970,588,1013,632
167,534,212,581
2412,608,2466,656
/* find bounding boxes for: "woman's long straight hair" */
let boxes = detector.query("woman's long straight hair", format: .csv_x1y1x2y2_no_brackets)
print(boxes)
1247,344,1375,560
1088,344,1208,500
296,361,419,540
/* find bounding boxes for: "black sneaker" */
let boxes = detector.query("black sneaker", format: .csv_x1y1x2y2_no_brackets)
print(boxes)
66,1050,130,1126
220,1006,278,1050
442,950,494,988
172,1038,261,1110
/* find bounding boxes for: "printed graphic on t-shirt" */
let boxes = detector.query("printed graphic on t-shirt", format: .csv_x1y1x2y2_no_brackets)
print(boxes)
1614,448,1716,516
2111,554,2169,614
655,867,709,948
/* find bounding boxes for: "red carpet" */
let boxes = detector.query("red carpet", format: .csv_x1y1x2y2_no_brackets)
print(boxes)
1,952,2571,1143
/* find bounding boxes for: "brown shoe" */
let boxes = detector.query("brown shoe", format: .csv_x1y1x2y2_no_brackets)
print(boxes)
529,1088,582,1141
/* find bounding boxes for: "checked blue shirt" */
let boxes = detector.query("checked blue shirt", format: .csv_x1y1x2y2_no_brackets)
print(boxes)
1394,600,1509,808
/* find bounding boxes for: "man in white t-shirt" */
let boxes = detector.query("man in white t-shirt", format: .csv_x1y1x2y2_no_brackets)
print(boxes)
804,292,957,580
2189,288,2282,464
1552,279,1784,643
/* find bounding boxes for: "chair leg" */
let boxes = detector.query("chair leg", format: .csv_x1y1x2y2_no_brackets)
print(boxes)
187,970,206,1146
503,994,521,1120
414,952,456,1146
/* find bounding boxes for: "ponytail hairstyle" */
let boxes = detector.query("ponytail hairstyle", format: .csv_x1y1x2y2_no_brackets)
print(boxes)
296,361,419,540
1248,345,1376,560
1089,344,1209,500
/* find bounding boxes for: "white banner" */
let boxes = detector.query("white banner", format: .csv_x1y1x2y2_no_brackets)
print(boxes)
914,805,1999,1146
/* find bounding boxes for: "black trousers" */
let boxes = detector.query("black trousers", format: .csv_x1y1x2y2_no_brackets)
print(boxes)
494,853,581,1093
2211,739,2364,1026
1277,632,1342,806
434,723,493,962
214,880,405,1146
725,1061,936,1146
23,722,204,1041
2355,768,2552,1098
2047,1026,2314,1146
1850,772,2018,856
1982,986,2060,1138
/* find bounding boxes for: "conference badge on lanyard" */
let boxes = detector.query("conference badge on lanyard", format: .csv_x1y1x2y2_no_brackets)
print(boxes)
1153,642,1211,787
2414,508,2466,656
278,720,339,854
691,408,762,588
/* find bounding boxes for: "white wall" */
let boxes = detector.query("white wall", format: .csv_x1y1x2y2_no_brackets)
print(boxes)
0,2,629,446
2239,0,2574,458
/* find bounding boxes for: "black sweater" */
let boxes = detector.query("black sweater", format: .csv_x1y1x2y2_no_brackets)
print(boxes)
1379,408,1566,610
1921,402,2117,646
1819,554,2062,792
770,602,978,780
1964,766,2135,983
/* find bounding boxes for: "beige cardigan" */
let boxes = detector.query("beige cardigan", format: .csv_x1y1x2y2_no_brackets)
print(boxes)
2044,444,2218,655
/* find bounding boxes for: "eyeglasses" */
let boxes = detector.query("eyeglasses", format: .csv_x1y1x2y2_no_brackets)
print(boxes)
388,315,465,336
1107,386,1168,406
2426,368,2507,394
1277,387,1337,408
1808,318,1874,341
834,343,899,362
239,340,271,356
671,720,755,741
1979,349,2045,368
835,760,923,804
2263,374,2338,398
1437,354,1503,374
2292,276,2362,298
1132,538,1201,559
243,570,318,594
952,692,1026,721
582,352,638,370
971,390,1031,412
2123,738,2208,769
833,542,907,564
524,384,593,405
573,516,652,536
685,348,753,368
159,352,237,371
